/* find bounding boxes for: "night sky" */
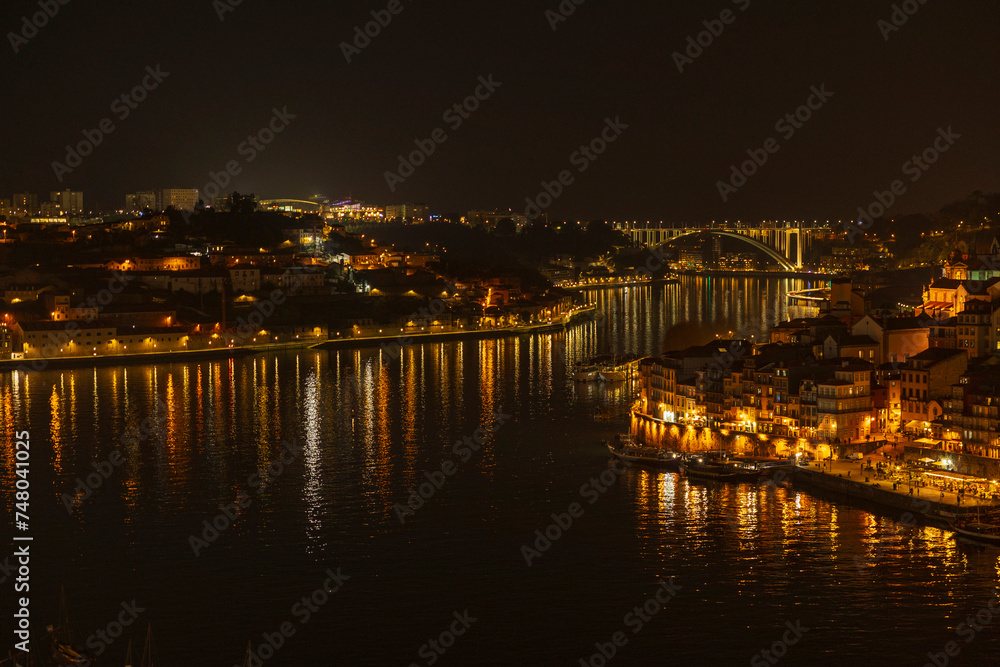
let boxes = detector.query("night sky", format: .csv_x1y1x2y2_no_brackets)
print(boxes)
2,0,998,220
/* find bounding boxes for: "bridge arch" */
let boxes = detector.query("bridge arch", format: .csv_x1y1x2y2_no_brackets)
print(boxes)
656,230,798,270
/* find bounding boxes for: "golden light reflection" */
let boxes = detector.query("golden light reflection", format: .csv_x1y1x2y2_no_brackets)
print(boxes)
49,383,64,475
619,463,988,592
227,357,237,436
164,373,185,482
92,368,99,428
67,372,77,438
478,339,498,426
302,369,325,552
402,345,419,469
194,364,205,446
375,356,392,453
0,382,16,496
358,356,392,509
271,356,283,439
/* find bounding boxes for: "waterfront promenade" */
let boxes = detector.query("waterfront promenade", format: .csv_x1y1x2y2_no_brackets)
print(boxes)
315,305,598,350
808,459,998,508
796,442,1000,517
0,307,601,371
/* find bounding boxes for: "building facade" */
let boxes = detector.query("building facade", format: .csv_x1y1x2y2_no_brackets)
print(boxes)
50,190,84,214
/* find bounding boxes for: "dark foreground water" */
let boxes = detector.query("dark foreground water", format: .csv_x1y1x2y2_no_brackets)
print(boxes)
2,278,999,666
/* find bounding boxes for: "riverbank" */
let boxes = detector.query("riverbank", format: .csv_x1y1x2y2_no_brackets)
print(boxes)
314,308,598,351
791,452,996,526
558,278,676,290
677,269,831,279
628,421,994,527
0,341,318,372
0,308,602,372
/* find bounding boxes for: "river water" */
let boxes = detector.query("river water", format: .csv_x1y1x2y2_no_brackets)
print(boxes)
2,276,998,666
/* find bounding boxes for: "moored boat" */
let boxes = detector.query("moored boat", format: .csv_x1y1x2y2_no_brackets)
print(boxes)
680,463,738,481
726,459,766,482
48,587,95,667
680,453,738,481
605,434,681,469
950,515,1000,546
679,451,772,482
597,369,627,383
757,458,795,471
52,643,92,666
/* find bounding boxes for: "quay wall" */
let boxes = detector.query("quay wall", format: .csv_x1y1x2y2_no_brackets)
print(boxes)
631,413,789,456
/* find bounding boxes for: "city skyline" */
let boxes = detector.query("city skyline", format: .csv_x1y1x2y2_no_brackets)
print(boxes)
2,0,997,219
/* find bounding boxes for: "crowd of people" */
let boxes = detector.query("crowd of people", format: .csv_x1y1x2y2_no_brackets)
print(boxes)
815,451,1000,505
860,456,1000,504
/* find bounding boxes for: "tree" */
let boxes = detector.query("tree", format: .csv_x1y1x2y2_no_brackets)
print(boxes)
229,191,258,217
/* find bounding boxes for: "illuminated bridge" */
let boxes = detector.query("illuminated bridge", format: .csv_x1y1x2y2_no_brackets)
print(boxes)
613,221,828,270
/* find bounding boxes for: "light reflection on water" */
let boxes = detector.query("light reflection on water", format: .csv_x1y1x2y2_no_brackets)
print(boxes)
0,278,998,664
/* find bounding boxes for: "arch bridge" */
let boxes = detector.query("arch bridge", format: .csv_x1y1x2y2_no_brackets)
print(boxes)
614,223,827,270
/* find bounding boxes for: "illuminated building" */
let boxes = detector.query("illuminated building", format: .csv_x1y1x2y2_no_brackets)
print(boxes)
11,192,38,215
125,191,157,212
158,188,199,212
384,203,428,224
49,189,84,214
900,348,968,433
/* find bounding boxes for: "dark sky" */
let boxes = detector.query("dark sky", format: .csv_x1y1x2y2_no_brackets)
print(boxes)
2,0,998,221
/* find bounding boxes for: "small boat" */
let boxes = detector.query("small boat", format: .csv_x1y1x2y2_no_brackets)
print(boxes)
597,353,642,383
680,451,738,481
755,458,795,471
605,434,681,469
680,460,738,481
597,369,627,383
52,642,92,666
48,588,95,667
575,356,613,378
951,515,1000,546
726,459,766,482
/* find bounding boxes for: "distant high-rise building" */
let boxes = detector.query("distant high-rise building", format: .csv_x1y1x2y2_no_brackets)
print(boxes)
11,192,38,215
158,189,199,212
384,203,428,224
125,191,157,213
711,235,723,263
40,201,65,216
49,190,83,214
